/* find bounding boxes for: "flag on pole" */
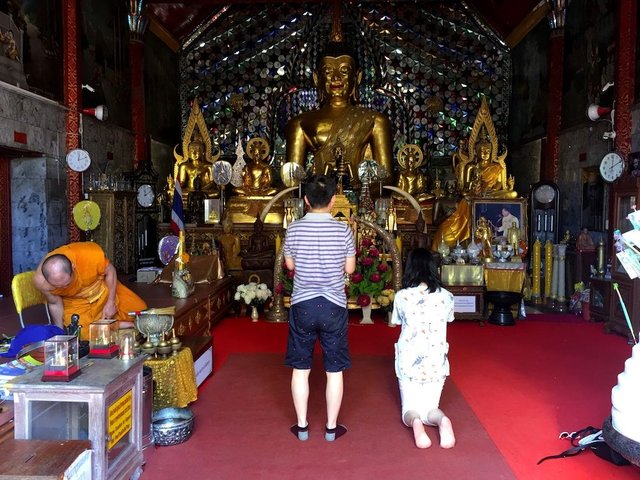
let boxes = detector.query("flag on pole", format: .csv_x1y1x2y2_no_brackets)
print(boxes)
170,179,185,235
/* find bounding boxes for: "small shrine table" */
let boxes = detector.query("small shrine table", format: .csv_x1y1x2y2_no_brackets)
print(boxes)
144,347,198,410
484,262,526,326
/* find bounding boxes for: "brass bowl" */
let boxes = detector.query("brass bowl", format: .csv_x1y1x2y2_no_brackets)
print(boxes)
135,313,174,346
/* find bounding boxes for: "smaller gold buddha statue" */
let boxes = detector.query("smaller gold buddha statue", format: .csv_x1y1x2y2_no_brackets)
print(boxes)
507,221,520,254
396,144,428,198
475,216,493,260
217,213,242,271
234,137,277,196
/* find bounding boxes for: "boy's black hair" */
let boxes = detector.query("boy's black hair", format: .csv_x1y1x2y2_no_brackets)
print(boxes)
304,174,336,209
402,248,443,293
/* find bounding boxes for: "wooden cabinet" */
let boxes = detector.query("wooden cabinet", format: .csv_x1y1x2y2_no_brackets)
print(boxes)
607,177,640,343
90,192,137,274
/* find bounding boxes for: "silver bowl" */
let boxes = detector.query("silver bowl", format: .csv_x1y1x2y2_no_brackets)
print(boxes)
152,407,194,446
135,312,174,346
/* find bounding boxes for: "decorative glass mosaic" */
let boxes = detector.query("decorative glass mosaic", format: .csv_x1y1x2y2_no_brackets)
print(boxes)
179,2,510,170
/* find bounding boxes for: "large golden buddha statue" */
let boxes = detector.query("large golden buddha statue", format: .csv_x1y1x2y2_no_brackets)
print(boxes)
234,137,277,196
285,39,393,188
173,99,220,195
432,96,518,249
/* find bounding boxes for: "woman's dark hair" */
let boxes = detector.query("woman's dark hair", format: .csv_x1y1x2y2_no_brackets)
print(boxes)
402,248,443,293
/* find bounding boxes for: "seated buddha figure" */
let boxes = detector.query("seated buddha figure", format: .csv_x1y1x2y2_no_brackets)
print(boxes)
285,40,393,188
240,214,275,270
174,132,216,194
234,137,277,196
395,144,431,200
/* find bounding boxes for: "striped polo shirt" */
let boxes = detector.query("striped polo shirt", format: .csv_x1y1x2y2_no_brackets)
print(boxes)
283,212,356,307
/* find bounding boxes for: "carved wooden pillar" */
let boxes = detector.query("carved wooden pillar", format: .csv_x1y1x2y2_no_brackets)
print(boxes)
63,0,81,242
128,2,149,171
543,31,564,183
613,0,637,157
0,159,11,295
130,38,146,170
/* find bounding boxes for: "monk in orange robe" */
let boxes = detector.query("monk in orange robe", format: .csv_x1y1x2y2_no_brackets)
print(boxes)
33,242,147,339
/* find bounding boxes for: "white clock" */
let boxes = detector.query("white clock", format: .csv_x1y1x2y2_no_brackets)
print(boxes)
533,184,556,204
66,149,91,172
136,184,155,208
599,152,625,182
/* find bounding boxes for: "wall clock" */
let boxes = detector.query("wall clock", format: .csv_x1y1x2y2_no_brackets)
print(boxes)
599,152,625,183
136,184,155,208
66,149,91,172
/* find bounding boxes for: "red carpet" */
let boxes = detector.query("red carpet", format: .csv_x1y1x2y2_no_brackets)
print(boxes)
142,353,515,479
140,313,640,479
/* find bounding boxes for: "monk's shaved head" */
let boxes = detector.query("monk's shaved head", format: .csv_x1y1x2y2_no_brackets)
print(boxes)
42,254,73,288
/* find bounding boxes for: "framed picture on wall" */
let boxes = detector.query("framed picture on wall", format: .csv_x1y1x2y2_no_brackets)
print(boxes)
471,198,527,240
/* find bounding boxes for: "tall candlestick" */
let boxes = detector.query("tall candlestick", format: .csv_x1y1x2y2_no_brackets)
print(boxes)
544,240,553,299
532,238,542,303
395,235,402,259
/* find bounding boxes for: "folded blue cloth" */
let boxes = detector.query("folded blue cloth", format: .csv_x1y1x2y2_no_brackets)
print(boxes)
0,324,64,358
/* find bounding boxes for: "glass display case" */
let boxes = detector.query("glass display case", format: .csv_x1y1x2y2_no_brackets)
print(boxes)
89,319,119,358
42,335,80,382
11,356,145,480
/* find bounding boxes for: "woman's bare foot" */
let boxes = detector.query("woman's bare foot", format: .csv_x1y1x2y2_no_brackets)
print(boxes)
438,416,456,448
412,417,432,448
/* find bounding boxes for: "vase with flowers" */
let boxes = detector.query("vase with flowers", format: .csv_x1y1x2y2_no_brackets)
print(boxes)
235,282,272,322
348,235,393,324
375,288,396,326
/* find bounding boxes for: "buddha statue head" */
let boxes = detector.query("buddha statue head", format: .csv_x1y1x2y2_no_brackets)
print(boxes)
188,134,206,164
314,42,362,104
477,139,492,165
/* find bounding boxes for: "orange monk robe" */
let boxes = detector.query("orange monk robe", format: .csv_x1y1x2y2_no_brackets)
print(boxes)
46,242,147,339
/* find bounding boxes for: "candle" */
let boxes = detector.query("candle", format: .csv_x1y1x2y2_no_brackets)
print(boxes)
544,240,553,299
532,238,542,302
275,234,282,254
395,235,402,258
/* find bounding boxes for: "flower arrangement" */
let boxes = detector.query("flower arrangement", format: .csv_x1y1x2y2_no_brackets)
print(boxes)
348,235,393,307
375,288,395,312
275,262,295,296
234,282,272,307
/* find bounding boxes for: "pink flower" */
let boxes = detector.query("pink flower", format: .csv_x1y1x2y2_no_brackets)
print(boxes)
275,283,284,295
384,282,393,290
356,247,362,256
368,247,379,257
361,238,373,248
377,262,389,272
361,257,374,267
287,270,296,279
357,294,371,307
351,272,364,283
370,273,381,283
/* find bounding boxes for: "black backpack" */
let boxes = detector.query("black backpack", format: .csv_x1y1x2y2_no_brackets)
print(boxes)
538,426,630,466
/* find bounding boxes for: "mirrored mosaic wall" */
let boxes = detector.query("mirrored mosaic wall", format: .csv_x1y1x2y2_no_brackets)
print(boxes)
179,2,510,171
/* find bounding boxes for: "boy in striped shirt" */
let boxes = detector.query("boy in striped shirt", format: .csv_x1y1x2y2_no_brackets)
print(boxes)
284,175,356,441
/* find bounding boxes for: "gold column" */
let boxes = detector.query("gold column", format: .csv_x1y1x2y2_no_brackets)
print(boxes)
544,240,553,300
532,238,542,304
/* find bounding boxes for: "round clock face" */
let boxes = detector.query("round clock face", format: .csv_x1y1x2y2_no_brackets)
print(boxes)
534,184,556,204
600,152,625,182
66,149,91,172
136,184,155,208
